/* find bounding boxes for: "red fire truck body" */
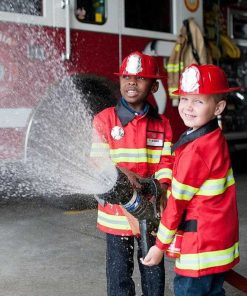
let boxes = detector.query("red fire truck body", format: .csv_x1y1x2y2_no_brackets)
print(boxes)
0,0,203,161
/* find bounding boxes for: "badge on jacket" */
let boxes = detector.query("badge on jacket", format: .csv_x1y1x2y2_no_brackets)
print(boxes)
111,126,124,140
147,131,164,147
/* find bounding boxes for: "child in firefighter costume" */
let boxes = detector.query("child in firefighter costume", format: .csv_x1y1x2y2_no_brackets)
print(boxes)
142,64,240,296
90,51,174,296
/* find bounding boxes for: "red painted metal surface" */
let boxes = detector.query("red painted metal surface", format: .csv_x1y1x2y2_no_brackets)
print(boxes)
0,21,184,160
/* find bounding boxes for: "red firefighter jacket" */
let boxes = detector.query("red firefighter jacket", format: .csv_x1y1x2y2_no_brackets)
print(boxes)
91,100,173,236
156,119,239,277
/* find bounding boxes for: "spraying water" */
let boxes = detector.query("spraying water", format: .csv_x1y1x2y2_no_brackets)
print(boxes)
0,12,118,199
25,75,118,197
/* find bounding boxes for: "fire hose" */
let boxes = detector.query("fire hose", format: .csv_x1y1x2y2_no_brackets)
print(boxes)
97,168,247,293
97,168,161,257
225,269,247,294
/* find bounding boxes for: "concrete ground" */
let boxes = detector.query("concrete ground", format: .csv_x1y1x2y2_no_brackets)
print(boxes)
0,171,246,296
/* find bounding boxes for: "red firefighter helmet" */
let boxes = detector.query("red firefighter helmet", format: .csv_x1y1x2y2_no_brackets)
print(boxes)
114,51,165,79
173,64,240,95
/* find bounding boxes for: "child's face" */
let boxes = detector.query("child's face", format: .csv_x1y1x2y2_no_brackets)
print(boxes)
119,75,158,111
178,94,226,131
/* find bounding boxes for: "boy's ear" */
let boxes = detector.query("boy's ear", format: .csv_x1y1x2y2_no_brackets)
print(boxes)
151,81,159,93
215,100,226,116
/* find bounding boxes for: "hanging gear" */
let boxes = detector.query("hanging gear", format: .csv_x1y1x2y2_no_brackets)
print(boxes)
166,18,212,102
173,64,241,96
207,40,222,61
183,19,201,65
204,3,241,61
114,51,165,79
220,34,241,59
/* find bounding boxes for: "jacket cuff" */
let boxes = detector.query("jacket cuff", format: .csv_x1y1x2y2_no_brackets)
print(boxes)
155,239,169,251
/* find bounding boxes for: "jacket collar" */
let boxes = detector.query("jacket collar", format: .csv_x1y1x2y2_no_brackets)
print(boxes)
172,118,219,153
115,98,161,126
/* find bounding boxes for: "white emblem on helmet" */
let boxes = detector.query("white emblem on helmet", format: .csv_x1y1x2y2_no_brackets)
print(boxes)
111,126,124,140
125,54,143,75
181,66,200,92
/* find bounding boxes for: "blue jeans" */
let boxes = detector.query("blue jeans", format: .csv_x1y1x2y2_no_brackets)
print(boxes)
174,273,225,296
106,233,165,296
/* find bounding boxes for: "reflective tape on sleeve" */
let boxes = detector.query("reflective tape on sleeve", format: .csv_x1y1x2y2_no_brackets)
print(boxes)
196,169,235,196
90,142,110,157
155,168,172,181
172,177,198,201
157,223,177,244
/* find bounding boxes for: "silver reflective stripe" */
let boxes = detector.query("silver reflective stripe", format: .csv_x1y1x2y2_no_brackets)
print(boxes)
176,242,239,270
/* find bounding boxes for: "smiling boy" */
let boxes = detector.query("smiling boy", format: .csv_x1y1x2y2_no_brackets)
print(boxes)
142,64,240,296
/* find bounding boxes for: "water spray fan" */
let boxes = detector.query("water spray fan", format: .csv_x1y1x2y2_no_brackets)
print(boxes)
97,168,162,256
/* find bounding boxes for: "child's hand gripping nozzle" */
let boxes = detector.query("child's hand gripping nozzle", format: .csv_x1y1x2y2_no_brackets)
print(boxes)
97,168,162,257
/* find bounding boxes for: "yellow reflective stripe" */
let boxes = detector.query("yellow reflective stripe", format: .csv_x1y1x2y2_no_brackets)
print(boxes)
162,142,172,156
90,142,110,157
167,64,180,73
166,62,184,73
155,168,172,181
196,169,235,196
172,177,198,201
176,242,239,271
157,223,176,244
110,148,163,164
167,189,171,199
175,44,181,52
168,87,178,96
97,210,131,230
110,148,163,156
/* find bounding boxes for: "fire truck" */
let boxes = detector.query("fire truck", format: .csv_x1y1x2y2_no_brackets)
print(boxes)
0,0,203,165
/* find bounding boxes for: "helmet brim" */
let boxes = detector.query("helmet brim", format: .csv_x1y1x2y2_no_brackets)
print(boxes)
114,72,166,79
172,86,241,96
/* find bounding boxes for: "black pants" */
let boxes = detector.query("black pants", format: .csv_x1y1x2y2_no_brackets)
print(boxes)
106,233,165,296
